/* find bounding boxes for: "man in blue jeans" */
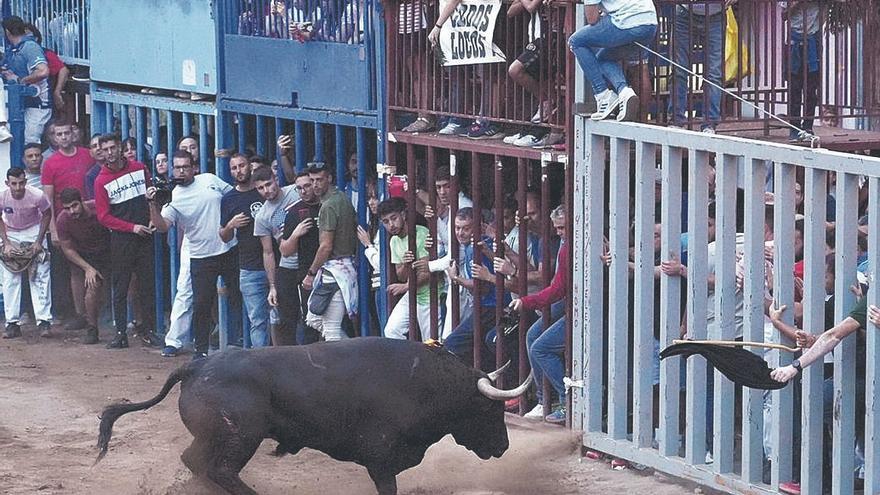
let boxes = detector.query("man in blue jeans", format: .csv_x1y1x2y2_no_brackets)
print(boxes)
509,205,568,424
568,0,657,122
668,2,732,133
219,154,269,348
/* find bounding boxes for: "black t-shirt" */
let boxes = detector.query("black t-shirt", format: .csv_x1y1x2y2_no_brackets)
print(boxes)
220,188,265,271
282,199,321,274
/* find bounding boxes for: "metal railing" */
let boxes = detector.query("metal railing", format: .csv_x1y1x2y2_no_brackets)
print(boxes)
9,0,89,65
226,0,373,45
386,0,575,134
572,117,880,494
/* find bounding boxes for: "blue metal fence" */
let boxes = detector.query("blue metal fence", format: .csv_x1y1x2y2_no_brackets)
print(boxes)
9,0,88,65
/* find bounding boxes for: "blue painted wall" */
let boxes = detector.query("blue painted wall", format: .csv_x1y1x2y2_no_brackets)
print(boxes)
90,0,218,94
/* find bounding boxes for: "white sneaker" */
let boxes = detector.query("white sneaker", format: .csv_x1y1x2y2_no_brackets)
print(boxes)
616,87,639,122
0,125,12,144
513,134,541,147
701,126,716,135
523,404,544,420
503,132,523,144
590,89,619,121
531,132,564,148
530,100,554,124
438,122,463,135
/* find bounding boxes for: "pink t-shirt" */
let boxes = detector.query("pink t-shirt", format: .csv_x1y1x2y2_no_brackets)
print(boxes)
41,146,96,216
0,186,51,231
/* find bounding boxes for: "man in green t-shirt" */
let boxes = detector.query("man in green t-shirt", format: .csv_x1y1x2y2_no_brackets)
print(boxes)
378,197,433,341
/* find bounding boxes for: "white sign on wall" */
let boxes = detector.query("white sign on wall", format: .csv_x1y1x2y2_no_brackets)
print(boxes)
438,0,506,66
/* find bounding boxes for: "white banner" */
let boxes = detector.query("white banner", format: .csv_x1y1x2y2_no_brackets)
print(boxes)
437,0,506,67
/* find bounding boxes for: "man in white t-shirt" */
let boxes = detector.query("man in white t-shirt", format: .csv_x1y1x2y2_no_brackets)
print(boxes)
147,150,241,360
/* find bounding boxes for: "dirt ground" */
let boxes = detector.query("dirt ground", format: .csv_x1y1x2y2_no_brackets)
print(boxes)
0,323,703,495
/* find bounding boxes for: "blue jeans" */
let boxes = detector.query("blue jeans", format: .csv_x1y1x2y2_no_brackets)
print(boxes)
445,308,498,369
528,313,567,404
568,16,657,94
239,269,270,348
524,301,566,402
669,7,723,128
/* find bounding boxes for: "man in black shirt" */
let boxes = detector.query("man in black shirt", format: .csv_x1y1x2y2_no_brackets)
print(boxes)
280,171,321,344
219,154,269,347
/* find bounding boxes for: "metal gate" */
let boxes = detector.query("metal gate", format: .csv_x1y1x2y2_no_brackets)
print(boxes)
572,118,880,494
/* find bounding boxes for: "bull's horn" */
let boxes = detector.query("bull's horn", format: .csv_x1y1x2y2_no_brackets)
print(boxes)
477,373,534,401
486,361,511,382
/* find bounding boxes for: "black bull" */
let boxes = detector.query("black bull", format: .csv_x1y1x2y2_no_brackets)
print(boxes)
96,338,532,495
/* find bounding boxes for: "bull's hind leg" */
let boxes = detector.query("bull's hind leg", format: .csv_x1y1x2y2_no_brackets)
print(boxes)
182,436,261,495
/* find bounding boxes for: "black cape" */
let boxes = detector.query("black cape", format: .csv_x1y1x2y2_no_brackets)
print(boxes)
659,342,787,390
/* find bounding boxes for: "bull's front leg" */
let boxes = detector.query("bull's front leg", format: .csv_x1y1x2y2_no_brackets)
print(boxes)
366,467,397,495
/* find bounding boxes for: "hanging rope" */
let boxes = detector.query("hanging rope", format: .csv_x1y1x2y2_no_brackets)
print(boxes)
633,41,822,149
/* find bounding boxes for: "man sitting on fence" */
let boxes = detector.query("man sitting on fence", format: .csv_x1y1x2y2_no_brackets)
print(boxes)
1,16,51,144
379,197,433,341
567,0,657,122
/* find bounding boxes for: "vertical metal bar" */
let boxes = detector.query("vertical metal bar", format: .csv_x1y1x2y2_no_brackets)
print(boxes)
236,113,246,153
584,132,605,433
120,104,130,139
801,167,827,493
684,149,709,465
198,114,209,174
182,112,193,138
356,127,370,337
426,147,439,341
150,108,160,168
471,151,483,368
295,120,306,172
517,156,531,416
741,158,767,484
135,107,146,164
659,144,682,457
256,116,267,157
607,137,630,440
450,152,461,330
832,173,859,495
314,122,325,162
493,157,504,379
712,153,738,475
335,125,346,190
405,143,418,340
771,161,796,488
104,103,113,135
866,176,880,494
166,111,180,304
632,141,656,448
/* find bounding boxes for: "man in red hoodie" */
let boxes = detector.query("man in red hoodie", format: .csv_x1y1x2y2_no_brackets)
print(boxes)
92,134,161,349
509,204,568,424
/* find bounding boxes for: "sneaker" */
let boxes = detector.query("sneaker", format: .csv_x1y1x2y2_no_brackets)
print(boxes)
779,482,801,495
161,345,180,357
106,332,129,349
523,403,545,420
531,100,555,124
615,87,639,122
503,132,523,144
174,91,192,99
83,326,99,345
513,134,543,147
192,351,208,361
467,121,503,140
544,407,566,424
139,331,163,347
797,130,815,142
64,314,89,331
530,132,564,148
438,121,467,135
401,117,435,133
788,128,800,142
705,451,714,464
0,125,12,143
37,320,52,338
701,126,716,135
3,322,21,339
190,92,209,101
590,89,619,121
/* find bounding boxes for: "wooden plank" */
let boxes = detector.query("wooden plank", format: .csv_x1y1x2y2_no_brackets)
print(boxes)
658,144,683,458
607,137,631,440
685,149,709,465
712,153,738,474
570,117,586,431
865,177,880,495
583,132,606,433
800,168,827,494
632,141,657,448
741,158,767,484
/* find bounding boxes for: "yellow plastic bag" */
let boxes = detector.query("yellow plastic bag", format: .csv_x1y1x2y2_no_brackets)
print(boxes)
724,8,750,84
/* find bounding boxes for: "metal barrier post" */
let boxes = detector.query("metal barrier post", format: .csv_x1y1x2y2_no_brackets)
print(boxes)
6,83,36,164
356,127,370,336
217,278,228,351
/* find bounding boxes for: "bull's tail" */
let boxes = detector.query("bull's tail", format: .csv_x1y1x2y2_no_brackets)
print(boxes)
96,365,192,463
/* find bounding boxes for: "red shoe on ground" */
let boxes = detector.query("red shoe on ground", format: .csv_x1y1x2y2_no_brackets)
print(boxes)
504,397,521,412
779,482,801,495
